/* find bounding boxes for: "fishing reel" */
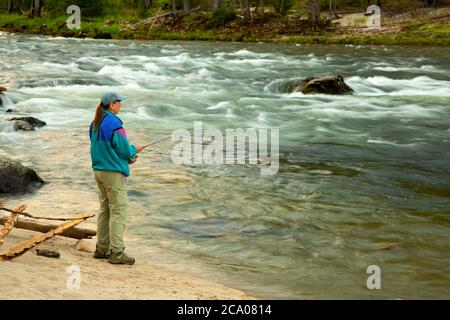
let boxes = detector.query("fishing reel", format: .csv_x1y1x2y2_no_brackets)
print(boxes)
129,155,138,164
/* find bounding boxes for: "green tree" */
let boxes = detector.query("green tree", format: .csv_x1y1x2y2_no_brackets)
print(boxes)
183,0,191,12
143,0,152,9
45,0,105,17
307,0,320,25
28,0,42,18
212,0,221,9
238,0,250,18
271,0,293,15
7,0,24,14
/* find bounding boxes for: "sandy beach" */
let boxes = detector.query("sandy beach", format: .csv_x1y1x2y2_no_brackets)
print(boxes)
0,227,253,300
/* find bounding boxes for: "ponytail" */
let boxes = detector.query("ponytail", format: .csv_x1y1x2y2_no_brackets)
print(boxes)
93,103,105,132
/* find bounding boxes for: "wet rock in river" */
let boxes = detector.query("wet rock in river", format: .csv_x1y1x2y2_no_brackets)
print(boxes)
0,87,8,108
93,32,112,39
298,75,353,94
8,117,46,131
0,155,45,193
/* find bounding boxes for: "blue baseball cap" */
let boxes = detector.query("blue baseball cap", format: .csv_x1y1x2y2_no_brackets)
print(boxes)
100,91,127,106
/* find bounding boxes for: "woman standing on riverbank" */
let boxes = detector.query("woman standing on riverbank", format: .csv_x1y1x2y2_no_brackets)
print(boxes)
89,91,143,265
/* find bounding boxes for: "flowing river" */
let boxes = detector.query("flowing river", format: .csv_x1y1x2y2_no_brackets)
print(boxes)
0,32,449,299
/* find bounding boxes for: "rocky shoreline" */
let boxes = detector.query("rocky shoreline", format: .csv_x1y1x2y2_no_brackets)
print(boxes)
1,87,47,194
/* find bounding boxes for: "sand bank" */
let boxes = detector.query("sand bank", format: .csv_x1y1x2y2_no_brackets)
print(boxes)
0,227,253,300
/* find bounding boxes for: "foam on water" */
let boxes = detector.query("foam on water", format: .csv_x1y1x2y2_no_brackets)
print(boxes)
97,65,150,82
232,49,273,58
347,75,450,96
143,62,164,75
366,138,420,146
197,68,210,78
0,94,14,109
0,121,15,133
206,101,231,110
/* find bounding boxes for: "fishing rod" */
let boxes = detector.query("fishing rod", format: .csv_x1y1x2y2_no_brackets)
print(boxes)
129,135,172,164
141,135,171,150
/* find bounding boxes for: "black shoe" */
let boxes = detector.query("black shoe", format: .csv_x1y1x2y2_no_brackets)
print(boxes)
108,251,135,265
94,245,112,259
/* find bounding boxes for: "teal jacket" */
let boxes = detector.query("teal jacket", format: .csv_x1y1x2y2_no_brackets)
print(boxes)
89,110,137,177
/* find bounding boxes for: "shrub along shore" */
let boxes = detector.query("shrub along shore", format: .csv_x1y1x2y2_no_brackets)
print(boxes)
0,5,449,46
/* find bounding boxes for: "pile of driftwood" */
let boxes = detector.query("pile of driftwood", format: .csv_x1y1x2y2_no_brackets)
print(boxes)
0,202,96,261
120,7,203,32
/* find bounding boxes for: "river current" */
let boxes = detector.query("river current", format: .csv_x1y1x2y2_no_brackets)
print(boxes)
1,33,449,298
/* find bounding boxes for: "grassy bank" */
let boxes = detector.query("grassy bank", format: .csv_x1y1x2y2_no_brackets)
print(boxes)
0,9,449,46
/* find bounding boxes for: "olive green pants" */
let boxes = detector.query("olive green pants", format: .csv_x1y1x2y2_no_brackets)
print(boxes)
94,170,128,254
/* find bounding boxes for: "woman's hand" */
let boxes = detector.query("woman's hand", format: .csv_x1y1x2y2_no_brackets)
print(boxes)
128,156,137,164
136,146,144,153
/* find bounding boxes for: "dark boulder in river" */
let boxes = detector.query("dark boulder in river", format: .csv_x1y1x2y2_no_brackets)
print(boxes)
0,87,6,107
8,117,46,131
93,32,112,39
299,75,353,94
0,155,45,193
1,87,15,111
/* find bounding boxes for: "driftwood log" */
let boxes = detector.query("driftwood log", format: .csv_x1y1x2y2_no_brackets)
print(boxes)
120,7,202,31
121,12,173,31
0,212,96,240
0,213,94,260
0,204,27,245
